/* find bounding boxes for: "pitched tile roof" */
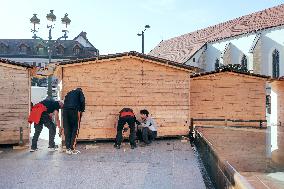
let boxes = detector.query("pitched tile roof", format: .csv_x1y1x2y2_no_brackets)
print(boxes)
0,58,33,68
56,51,199,71
149,4,284,64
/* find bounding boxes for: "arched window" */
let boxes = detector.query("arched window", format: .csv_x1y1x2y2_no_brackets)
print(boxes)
56,45,64,55
241,55,247,69
272,49,280,78
19,44,28,54
215,58,220,70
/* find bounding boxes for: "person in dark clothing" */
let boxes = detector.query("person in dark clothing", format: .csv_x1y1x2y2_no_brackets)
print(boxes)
63,88,85,155
114,108,140,149
137,109,157,146
29,99,63,152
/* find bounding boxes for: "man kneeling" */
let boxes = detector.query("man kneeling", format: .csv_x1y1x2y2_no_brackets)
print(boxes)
137,109,157,146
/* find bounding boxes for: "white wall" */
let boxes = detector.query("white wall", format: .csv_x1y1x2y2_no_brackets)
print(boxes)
185,46,206,68
205,44,222,71
205,34,256,72
261,28,284,77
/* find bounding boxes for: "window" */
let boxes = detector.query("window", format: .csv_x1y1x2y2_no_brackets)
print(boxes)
241,55,247,69
215,59,220,70
0,43,8,54
272,49,280,78
19,44,28,54
56,45,64,55
73,45,81,55
266,95,271,114
192,57,196,62
37,44,45,55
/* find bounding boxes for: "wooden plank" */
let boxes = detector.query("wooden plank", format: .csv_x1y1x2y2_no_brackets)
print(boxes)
61,58,190,139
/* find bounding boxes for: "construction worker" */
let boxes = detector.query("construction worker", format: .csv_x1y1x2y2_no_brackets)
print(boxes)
137,109,157,146
114,108,139,149
63,88,85,155
28,99,63,152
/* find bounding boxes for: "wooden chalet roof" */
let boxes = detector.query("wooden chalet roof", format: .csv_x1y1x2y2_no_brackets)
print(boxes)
0,58,33,69
190,67,270,79
56,51,199,71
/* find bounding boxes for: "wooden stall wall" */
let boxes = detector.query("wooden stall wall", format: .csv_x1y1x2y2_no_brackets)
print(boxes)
61,57,191,140
0,64,30,144
190,72,266,127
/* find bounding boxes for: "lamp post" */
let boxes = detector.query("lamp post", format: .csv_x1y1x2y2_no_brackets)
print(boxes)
30,10,71,98
137,25,150,54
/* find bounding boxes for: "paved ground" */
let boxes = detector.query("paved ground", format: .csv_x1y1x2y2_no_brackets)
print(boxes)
0,139,206,189
197,127,284,189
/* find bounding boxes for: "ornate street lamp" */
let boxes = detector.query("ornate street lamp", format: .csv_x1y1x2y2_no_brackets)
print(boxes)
30,10,71,98
30,14,40,39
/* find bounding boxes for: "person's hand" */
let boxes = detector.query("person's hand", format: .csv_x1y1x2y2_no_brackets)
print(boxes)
56,120,60,128
123,128,128,133
59,128,63,137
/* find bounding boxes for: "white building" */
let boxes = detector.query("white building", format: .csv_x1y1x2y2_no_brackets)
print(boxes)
149,4,284,78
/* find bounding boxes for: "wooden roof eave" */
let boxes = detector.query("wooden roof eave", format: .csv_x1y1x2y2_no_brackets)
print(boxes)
190,71,270,81
55,55,197,73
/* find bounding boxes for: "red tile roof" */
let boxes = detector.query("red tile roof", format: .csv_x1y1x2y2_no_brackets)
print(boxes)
149,4,284,64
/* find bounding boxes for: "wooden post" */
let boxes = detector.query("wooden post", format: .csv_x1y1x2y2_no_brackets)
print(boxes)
19,127,23,146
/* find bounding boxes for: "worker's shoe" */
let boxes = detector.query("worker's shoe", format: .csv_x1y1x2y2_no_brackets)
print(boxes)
66,149,72,155
130,144,137,149
30,148,38,152
114,144,120,149
71,150,81,155
48,145,59,152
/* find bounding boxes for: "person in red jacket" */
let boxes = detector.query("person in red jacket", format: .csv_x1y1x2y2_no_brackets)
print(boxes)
114,108,140,149
29,99,63,152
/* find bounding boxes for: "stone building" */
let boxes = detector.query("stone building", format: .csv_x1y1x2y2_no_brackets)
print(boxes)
0,31,99,68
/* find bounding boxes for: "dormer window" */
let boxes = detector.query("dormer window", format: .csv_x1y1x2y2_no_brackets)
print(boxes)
0,43,8,54
73,45,81,55
19,44,28,54
56,44,64,55
36,44,45,55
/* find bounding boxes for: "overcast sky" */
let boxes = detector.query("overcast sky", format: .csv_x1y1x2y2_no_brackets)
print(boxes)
0,0,283,54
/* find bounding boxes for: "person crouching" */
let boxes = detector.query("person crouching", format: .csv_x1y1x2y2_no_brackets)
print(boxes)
114,108,138,149
137,109,157,146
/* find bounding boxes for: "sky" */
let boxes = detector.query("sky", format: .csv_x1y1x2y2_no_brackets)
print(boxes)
0,0,284,55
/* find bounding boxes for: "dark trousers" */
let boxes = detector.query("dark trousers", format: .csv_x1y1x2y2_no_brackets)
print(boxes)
137,127,157,144
115,116,136,146
63,109,79,150
31,112,56,149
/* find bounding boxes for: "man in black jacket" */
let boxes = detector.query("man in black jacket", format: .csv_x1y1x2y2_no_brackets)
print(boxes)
30,99,63,152
63,88,85,155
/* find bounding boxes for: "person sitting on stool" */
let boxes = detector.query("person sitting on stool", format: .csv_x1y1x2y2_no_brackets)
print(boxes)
137,109,157,146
